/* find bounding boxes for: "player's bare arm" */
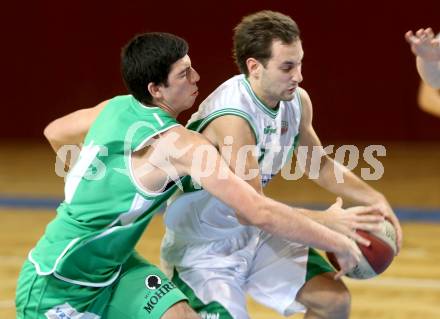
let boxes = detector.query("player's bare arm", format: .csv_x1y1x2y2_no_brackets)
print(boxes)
203,111,384,247
202,116,264,224
44,100,108,152
297,88,403,252
418,82,440,117
149,125,362,276
203,115,263,193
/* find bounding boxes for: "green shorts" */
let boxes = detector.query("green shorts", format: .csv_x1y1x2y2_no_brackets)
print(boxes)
16,253,187,318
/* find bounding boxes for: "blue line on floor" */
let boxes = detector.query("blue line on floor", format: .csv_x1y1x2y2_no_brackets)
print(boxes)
1,196,440,222
0,197,62,209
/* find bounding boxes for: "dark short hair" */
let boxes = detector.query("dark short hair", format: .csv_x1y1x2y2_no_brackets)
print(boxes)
233,11,300,76
121,32,188,104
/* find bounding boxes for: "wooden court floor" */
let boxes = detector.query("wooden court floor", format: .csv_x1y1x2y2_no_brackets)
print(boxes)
1,141,440,318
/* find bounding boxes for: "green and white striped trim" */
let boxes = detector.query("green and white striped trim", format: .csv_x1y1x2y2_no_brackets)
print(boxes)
125,124,181,199
284,133,300,163
172,268,233,319
283,88,303,159
189,108,260,144
295,86,303,118
241,77,279,118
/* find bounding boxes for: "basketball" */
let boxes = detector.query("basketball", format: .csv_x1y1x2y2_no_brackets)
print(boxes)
326,219,397,279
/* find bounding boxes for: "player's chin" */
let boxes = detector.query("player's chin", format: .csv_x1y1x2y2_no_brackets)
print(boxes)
281,92,295,101
183,103,194,111
184,97,197,110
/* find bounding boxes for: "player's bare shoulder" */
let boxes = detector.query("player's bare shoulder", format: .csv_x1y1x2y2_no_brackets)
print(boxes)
157,125,213,167
204,115,257,147
166,125,211,147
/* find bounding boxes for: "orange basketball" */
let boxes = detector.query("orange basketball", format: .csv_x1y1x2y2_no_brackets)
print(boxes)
326,219,397,279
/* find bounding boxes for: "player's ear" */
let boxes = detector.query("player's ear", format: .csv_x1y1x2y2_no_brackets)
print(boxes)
246,58,261,79
147,82,163,100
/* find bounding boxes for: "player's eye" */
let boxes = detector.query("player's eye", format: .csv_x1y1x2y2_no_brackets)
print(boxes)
281,66,293,73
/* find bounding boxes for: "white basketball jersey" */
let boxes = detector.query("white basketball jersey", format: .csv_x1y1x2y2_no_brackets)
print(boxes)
163,74,302,246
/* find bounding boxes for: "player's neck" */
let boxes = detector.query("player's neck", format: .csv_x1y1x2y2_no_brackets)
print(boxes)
152,100,180,118
247,77,279,109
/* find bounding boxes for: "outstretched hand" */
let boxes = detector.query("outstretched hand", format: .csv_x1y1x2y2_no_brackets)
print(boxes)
324,197,385,247
405,28,440,62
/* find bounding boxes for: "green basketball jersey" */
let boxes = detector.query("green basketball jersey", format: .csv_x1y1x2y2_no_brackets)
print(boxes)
29,95,182,287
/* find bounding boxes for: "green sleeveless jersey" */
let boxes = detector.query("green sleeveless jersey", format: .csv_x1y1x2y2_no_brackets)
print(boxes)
29,95,182,287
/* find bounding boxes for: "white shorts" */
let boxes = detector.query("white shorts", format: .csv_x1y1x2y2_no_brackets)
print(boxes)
161,228,333,319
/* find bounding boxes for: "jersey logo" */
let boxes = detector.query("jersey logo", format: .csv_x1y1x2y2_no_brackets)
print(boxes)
145,275,162,290
200,311,220,319
281,120,289,135
143,280,177,314
45,303,100,319
264,126,277,135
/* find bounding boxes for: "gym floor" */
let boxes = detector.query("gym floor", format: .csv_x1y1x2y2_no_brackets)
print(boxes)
1,141,439,318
